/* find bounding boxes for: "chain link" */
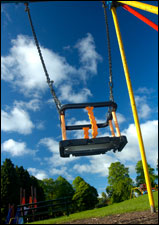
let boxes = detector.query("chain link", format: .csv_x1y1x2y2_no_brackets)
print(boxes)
25,3,62,115
102,1,114,102
25,2,114,115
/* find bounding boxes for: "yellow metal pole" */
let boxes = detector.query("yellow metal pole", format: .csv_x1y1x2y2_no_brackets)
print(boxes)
111,6,156,213
117,1,158,15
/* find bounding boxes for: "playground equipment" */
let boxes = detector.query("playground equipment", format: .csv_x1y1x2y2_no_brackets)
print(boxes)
23,2,128,157
130,183,158,199
2,0,158,213
1,0,128,157
106,1,158,213
29,186,37,208
5,205,22,224
5,187,37,224
17,197,72,223
20,186,37,207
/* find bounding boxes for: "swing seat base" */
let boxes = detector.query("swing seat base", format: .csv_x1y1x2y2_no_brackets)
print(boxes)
59,136,127,157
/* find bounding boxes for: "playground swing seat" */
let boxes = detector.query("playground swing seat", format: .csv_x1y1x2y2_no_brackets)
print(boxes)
59,101,127,157
24,2,128,158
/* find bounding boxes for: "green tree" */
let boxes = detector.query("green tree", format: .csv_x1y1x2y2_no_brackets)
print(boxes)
106,162,133,204
16,165,45,203
29,176,45,202
50,176,75,216
15,166,31,204
157,159,158,171
38,178,54,200
101,192,107,200
100,192,109,205
1,159,45,223
96,192,109,208
135,160,157,187
53,176,74,199
72,176,85,190
1,159,19,224
72,177,98,212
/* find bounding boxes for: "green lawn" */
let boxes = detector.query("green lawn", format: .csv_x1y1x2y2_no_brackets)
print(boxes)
27,191,158,224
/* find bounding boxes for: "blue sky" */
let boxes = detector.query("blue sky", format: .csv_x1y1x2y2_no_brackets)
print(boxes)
1,1,158,196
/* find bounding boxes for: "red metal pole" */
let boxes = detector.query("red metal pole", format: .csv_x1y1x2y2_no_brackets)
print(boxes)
122,4,158,32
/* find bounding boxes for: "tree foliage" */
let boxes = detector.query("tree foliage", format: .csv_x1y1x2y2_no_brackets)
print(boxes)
1,159,19,205
53,176,74,199
30,176,45,202
135,160,157,187
1,158,45,224
39,178,55,200
72,176,98,211
96,192,109,208
106,162,133,204
15,165,31,204
72,176,85,190
1,159,19,223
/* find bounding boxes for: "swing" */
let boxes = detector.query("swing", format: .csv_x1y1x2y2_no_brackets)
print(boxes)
25,2,127,158
59,101,127,157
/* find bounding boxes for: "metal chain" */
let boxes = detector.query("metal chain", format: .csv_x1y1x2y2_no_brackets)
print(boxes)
24,3,62,115
102,1,114,102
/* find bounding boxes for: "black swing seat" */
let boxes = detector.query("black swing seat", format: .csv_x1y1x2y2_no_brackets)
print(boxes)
59,101,128,157
60,136,127,157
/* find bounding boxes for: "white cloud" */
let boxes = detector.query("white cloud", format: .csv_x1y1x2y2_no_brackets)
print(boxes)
75,33,102,79
116,113,126,124
50,167,74,181
135,95,151,119
46,98,56,108
73,120,158,177
67,119,90,126
13,99,41,112
27,168,48,180
2,34,101,102
59,85,92,103
38,137,80,180
1,107,34,134
135,87,155,95
39,137,79,167
1,35,76,96
73,154,117,177
1,139,36,157
2,99,45,134
116,120,158,170
140,120,158,166
39,138,59,154
36,121,45,130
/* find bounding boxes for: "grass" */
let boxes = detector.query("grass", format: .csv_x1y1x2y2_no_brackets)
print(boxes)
27,191,158,224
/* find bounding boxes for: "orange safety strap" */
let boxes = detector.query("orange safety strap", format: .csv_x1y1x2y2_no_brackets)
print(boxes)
83,127,89,139
85,106,98,138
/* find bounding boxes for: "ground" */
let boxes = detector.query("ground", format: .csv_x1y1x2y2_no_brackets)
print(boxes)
63,210,158,224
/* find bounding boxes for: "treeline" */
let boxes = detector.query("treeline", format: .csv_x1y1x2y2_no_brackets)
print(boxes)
1,159,98,223
1,158,158,223
1,159,45,223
